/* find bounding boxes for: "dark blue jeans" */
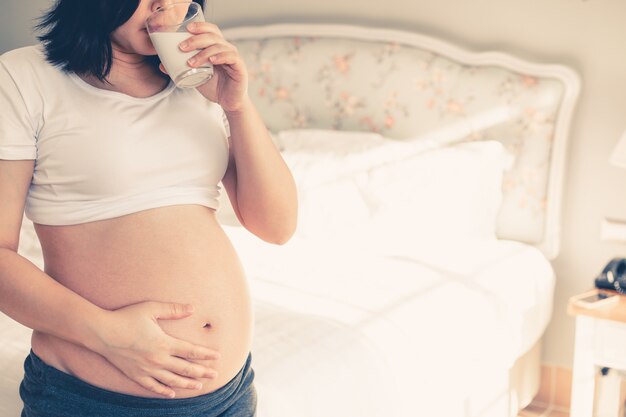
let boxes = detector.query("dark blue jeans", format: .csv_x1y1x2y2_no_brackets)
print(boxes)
19,349,257,417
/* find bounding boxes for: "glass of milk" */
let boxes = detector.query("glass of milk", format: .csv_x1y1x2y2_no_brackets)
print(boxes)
146,2,214,88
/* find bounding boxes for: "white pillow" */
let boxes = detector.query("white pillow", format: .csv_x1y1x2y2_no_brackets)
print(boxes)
362,140,513,241
271,129,433,238
273,128,459,187
216,128,512,242
215,129,409,228
274,129,397,188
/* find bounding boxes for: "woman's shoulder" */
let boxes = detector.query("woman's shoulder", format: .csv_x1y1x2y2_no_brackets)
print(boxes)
0,44,67,87
0,44,47,71
0,44,71,116
0,44,70,99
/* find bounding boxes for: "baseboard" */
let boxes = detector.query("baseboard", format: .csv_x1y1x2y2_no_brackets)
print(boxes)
534,364,571,412
529,364,626,416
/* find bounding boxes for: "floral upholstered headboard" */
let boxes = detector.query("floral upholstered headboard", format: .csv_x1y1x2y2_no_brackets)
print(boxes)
223,23,581,259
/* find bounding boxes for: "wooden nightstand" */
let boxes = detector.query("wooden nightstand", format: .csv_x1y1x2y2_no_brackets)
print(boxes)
567,289,626,417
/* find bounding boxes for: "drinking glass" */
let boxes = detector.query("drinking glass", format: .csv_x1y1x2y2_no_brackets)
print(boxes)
146,2,214,88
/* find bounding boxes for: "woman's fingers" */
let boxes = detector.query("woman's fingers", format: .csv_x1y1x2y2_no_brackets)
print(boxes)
179,32,229,53
208,51,240,66
187,44,234,66
169,338,221,361
149,302,195,320
167,355,218,379
178,24,240,68
186,21,223,37
137,376,176,398
152,369,207,391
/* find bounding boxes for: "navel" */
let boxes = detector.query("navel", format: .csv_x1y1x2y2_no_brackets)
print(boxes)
202,322,212,330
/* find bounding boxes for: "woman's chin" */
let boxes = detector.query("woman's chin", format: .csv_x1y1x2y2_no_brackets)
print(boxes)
137,44,158,57
140,31,157,53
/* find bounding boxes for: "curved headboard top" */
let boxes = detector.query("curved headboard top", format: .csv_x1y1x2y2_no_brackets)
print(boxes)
223,23,581,259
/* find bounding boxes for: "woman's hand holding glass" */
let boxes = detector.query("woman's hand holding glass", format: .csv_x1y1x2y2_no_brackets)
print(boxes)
163,21,249,112
91,301,220,398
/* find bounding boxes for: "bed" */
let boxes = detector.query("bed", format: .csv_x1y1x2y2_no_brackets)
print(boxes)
0,23,580,417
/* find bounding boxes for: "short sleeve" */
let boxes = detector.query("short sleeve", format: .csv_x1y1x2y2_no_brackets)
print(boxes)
0,62,37,160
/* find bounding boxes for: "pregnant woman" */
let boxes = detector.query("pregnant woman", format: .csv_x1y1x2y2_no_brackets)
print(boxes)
0,0,297,416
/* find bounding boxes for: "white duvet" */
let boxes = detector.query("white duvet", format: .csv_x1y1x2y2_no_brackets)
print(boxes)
0,224,553,417
222,226,555,417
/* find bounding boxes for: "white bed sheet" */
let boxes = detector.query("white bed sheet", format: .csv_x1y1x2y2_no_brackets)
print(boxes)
0,225,554,417
222,226,555,417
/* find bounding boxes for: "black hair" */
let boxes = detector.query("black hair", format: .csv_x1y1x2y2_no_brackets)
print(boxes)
35,0,206,81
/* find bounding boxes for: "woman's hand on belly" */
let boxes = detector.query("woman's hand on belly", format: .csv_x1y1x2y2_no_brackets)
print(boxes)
92,300,221,398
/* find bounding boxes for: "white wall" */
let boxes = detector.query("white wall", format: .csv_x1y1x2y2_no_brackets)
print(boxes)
3,0,626,369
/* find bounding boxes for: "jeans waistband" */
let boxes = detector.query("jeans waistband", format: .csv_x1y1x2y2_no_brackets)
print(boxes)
24,348,254,411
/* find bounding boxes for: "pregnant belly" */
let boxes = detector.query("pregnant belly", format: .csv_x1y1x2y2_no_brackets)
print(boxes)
30,205,254,398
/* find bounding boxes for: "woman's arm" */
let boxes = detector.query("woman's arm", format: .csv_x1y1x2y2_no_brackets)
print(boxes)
0,159,219,398
179,22,298,244
0,247,220,397
0,247,107,351
0,160,104,351
221,98,298,245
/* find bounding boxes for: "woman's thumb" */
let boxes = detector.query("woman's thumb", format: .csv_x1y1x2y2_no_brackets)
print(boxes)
151,302,194,320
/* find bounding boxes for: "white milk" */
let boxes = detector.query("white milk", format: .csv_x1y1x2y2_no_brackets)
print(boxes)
150,32,213,87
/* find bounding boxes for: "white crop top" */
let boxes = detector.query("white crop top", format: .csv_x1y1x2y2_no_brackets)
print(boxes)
0,45,231,226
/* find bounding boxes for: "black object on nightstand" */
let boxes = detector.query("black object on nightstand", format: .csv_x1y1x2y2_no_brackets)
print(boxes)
595,258,626,294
